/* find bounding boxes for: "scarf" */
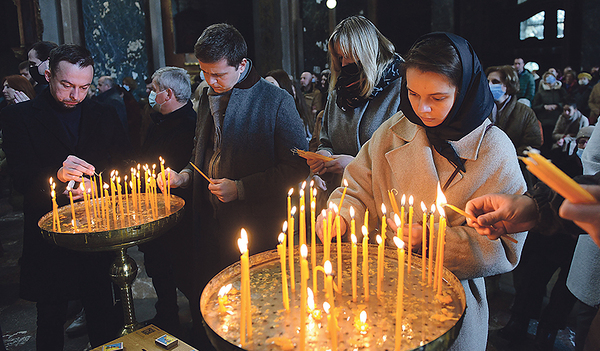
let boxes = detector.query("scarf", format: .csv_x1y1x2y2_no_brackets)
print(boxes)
399,32,493,172
335,53,403,111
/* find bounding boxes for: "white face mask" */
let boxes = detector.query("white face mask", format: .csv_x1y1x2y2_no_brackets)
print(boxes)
579,79,589,86
576,148,584,158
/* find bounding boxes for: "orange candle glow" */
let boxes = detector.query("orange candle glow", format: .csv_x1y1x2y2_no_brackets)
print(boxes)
355,310,369,334
218,283,232,314
288,207,296,292
361,225,369,302
407,195,414,273
277,232,290,311
394,236,405,351
300,244,308,351
238,229,252,344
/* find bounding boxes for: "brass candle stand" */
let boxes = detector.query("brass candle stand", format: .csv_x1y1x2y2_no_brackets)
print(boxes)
39,193,185,336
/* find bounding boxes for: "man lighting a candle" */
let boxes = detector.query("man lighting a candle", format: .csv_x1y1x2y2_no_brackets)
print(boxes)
1,44,131,349
161,23,309,347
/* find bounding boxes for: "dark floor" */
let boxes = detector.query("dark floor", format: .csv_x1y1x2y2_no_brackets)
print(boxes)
0,196,577,351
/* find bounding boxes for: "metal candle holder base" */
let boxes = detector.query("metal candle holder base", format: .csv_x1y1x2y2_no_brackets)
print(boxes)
39,194,185,335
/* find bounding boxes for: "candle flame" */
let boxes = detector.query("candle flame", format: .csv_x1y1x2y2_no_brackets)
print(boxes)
301,244,308,258
237,238,247,254
394,213,401,227
313,188,317,197
381,203,386,215
351,234,357,244
311,201,315,210
300,204,305,212
361,225,368,238
49,177,53,185
310,179,314,187
278,232,285,244
436,182,447,217
350,206,355,218
103,183,109,189
431,204,436,214
291,206,297,215
51,190,56,197
376,235,382,245
409,195,414,206
360,310,367,323
421,201,427,212
299,189,304,198
323,302,330,314
218,283,232,297
288,188,294,196
393,236,404,249
240,228,248,243
401,194,406,206
343,178,348,187
324,260,332,275
301,180,306,190
331,203,338,213
282,221,288,232
307,288,315,309
321,209,327,217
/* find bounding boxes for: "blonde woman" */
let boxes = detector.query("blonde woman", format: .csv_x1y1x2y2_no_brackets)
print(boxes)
308,15,403,199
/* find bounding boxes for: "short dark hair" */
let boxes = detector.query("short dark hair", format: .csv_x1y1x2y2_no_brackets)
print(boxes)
49,44,94,73
29,41,58,61
485,65,520,96
402,36,462,90
18,61,29,70
194,23,247,68
564,99,577,109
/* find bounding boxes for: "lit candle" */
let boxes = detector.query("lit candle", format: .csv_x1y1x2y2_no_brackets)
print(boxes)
136,164,141,210
307,288,321,321
400,195,406,238
98,172,105,218
110,174,117,224
160,157,168,209
361,225,369,302
436,183,447,295
322,209,328,264
408,195,414,273
277,232,289,311
103,183,111,228
300,244,308,351
218,283,232,314
117,176,125,225
428,204,435,286
351,232,357,303
324,260,335,310
67,182,76,230
238,229,252,344
80,177,91,231
288,207,296,292
130,168,137,211
338,178,348,210
287,187,293,223
421,202,427,282
124,175,130,216
356,310,369,334
327,203,333,257
311,197,317,295
376,234,383,297
323,302,337,351
49,178,59,231
393,236,405,351
333,204,342,291
300,182,306,246
166,167,171,211
364,208,369,233
381,203,387,241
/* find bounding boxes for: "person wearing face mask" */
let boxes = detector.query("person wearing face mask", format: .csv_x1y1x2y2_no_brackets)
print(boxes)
572,72,593,120
27,41,58,96
533,71,568,156
308,16,404,207
486,65,542,156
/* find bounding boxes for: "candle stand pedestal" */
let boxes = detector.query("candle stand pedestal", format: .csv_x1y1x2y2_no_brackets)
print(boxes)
39,194,185,336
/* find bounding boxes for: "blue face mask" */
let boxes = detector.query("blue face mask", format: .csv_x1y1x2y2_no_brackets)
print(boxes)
489,83,505,101
148,90,165,111
545,75,556,84
576,148,584,158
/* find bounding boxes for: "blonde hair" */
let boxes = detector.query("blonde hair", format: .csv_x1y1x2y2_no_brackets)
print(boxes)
328,16,396,98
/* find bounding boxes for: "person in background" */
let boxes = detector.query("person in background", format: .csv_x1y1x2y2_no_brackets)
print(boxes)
95,76,128,132
588,78,600,125
533,70,567,156
317,32,526,351
27,41,58,96
514,57,536,104
18,60,34,86
137,66,197,338
552,100,589,154
2,75,35,105
265,69,313,142
309,15,403,203
300,70,324,124
573,72,593,118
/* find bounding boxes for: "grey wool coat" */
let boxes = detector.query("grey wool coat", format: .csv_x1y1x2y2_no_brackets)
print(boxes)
329,112,527,350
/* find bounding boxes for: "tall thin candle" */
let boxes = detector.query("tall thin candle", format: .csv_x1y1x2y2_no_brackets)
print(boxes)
428,204,435,285
300,245,308,351
351,232,357,303
408,196,414,273
311,197,317,294
277,232,289,311
361,225,369,302
288,207,296,292
333,204,342,291
67,182,77,230
376,234,383,297
421,202,427,282
393,236,405,351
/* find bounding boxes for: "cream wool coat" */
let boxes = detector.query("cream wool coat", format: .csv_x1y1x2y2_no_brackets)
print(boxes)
329,111,527,350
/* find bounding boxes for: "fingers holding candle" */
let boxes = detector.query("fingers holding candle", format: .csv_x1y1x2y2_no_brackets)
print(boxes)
57,155,95,183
